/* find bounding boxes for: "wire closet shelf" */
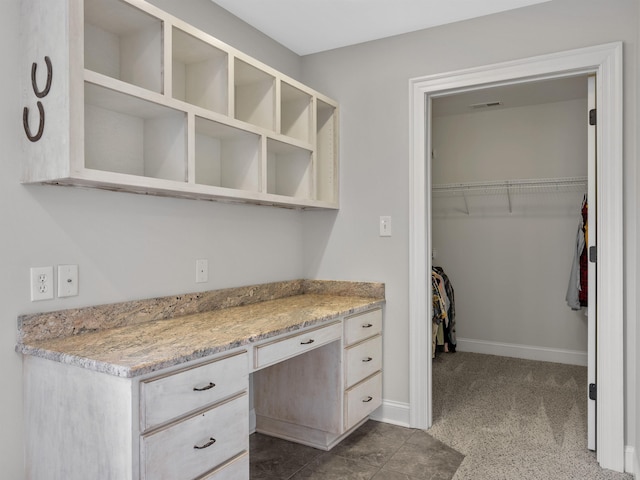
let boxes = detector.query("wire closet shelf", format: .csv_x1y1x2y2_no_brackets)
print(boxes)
431,176,587,214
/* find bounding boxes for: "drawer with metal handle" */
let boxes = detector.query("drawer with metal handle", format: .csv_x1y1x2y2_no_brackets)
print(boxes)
345,334,382,388
344,372,382,430
141,351,248,431
199,451,249,479
254,321,342,370
141,392,248,480
344,308,382,346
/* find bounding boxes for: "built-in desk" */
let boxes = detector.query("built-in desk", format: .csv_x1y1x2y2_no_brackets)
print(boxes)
17,280,384,480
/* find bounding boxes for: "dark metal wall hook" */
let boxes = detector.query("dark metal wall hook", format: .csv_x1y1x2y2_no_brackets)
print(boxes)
23,101,45,142
31,56,52,98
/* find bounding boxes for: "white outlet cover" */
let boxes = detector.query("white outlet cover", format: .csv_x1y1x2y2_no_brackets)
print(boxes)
30,266,54,301
196,259,208,283
58,264,79,298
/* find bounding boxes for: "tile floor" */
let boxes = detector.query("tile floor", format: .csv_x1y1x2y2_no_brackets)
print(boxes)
249,420,463,479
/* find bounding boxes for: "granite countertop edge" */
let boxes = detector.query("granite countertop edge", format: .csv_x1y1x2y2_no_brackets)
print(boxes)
17,293,385,379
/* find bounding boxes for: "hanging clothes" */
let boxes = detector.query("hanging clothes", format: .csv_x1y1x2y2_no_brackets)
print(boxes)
566,196,588,310
431,266,457,356
579,199,589,307
431,273,446,358
433,266,457,352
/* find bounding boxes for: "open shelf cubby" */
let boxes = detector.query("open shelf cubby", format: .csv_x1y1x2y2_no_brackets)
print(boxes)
281,82,312,143
24,0,339,209
316,99,338,203
234,59,276,131
172,27,228,115
267,139,313,198
84,0,163,93
194,117,261,192
84,83,187,182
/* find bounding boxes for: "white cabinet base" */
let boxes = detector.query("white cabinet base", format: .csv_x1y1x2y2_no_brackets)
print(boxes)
253,307,383,450
24,356,137,480
255,415,369,451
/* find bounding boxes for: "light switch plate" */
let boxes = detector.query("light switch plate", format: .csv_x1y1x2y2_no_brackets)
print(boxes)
380,216,392,237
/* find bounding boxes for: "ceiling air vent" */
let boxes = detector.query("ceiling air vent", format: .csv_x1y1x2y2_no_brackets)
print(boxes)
469,101,502,109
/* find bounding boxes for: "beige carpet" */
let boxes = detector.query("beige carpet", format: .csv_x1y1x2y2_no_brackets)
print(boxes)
428,352,632,480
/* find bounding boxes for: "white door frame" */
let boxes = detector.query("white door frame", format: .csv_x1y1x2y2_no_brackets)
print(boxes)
408,43,624,471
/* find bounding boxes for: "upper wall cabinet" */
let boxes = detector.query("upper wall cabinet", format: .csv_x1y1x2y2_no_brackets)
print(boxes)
21,0,339,209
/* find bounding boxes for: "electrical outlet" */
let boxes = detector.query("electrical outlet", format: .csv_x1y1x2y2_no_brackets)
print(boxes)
58,264,79,298
195,259,208,283
30,266,54,301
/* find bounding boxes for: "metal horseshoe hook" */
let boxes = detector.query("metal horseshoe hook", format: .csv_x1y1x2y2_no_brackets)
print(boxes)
23,101,45,142
31,56,52,98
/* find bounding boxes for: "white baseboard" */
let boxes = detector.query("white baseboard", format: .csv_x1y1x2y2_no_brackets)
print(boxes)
456,337,588,366
625,445,639,477
369,399,411,427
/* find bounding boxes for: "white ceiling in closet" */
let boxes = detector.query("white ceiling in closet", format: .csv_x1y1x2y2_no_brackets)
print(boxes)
432,75,589,117
210,0,551,55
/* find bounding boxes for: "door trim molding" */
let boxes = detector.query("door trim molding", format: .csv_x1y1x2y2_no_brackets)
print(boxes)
408,42,624,471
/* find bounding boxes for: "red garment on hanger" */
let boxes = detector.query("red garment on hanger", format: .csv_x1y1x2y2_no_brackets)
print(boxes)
579,199,588,307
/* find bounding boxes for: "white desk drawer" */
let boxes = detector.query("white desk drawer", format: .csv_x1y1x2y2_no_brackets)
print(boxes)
141,393,248,480
344,309,382,346
201,452,249,479
345,335,382,388
345,372,382,430
254,321,342,369
141,352,248,431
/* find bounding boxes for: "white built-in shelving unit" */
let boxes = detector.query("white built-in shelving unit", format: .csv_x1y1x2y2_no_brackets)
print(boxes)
21,0,339,209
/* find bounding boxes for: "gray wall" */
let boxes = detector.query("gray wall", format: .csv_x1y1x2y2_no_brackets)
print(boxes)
301,0,638,457
636,0,640,472
0,1,303,477
148,0,302,80
3,0,640,476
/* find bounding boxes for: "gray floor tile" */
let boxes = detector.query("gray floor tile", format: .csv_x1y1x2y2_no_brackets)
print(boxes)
382,442,463,480
290,452,380,479
250,433,323,479
331,422,413,467
371,469,422,480
249,420,463,480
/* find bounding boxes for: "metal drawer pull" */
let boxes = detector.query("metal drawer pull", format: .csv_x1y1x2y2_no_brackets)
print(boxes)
362,357,373,362
193,382,216,392
300,339,315,345
194,437,216,450
363,396,373,403
362,323,373,328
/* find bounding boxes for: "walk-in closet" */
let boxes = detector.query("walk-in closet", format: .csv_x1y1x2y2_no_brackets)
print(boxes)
430,75,591,367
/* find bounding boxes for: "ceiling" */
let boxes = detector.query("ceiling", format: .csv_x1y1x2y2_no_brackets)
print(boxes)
432,75,589,117
211,0,551,56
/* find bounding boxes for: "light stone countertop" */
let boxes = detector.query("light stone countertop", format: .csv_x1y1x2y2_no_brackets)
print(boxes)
17,281,384,378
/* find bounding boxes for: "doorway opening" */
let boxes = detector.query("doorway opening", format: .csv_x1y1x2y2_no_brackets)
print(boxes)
408,43,623,471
